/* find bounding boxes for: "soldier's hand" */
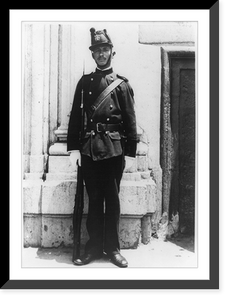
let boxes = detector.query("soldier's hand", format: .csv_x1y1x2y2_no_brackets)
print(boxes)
124,156,135,172
69,150,81,169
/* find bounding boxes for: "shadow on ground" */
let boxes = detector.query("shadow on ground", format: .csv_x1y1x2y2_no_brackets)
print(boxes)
35,234,195,267
36,247,110,265
36,247,74,265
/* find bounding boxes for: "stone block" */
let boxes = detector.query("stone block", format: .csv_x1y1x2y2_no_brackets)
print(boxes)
24,173,44,180
150,166,162,216
41,215,89,248
124,158,137,173
146,180,157,213
147,146,155,170
48,156,74,173
23,180,42,214
119,181,147,215
151,166,162,186
141,215,152,245
45,172,77,181
49,142,69,156
122,172,141,181
136,155,148,172
136,142,148,155
29,154,45,173
41,180,76,214
41,180,89,215
41,215,73,247
39,214,141,249
139,22,196,45
140,171,151,180
119,217,141,249
24,214,42,247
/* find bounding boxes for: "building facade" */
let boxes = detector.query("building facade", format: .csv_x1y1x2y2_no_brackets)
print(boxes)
23,22,196,248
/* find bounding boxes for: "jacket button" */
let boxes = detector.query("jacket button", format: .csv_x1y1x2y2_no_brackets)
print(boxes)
107,118,110,121
89,91,92,95
91,78,93,81
110,104,113,109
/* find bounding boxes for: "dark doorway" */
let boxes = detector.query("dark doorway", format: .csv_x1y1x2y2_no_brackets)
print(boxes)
160,47,196,235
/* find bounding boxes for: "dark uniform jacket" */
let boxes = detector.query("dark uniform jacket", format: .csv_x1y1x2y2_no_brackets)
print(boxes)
67,68,137,161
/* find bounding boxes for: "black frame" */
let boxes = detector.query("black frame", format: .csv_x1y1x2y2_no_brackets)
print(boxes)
5,3,219,289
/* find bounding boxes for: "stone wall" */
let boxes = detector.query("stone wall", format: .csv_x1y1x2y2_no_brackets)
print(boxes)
24,134,157,248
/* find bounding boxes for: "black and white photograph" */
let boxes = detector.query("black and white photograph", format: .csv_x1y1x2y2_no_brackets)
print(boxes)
22,20,197,269
7,6,220,290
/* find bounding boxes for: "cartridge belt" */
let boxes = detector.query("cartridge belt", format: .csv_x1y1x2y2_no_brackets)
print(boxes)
88,122,123,133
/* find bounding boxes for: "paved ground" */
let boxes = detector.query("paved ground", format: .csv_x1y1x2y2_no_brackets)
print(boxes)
22,235,196,268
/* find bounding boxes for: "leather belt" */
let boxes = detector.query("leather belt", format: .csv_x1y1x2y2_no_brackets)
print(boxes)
87,122,122,133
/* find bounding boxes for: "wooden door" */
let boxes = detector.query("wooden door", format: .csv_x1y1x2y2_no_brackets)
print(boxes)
170,57,196,234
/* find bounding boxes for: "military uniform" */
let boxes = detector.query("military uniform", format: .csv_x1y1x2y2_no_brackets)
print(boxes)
67,68,137,159
67,28,137,265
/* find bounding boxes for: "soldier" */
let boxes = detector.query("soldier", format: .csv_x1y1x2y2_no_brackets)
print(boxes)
67,28,137,268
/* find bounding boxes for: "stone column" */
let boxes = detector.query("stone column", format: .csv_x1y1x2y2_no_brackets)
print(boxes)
23,23,32,175
23,23,50,179
48,24,75,172
54,24,72,141
48,23,89,159
23,23,51,246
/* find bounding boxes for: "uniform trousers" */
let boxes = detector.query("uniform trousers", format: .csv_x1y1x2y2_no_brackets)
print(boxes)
81,154,125,256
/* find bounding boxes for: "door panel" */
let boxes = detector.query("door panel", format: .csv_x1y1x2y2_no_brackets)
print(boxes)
170,57,195,234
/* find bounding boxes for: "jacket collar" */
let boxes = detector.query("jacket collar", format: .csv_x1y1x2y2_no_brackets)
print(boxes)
95,67,113,75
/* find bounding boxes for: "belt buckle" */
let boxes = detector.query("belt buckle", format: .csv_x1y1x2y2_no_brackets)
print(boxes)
96,123,103,133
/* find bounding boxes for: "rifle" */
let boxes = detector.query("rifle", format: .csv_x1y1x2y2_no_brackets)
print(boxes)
72,162,84,261
72,63,85,262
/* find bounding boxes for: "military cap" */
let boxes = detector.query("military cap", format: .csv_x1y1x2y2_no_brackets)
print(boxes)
89,28,113,51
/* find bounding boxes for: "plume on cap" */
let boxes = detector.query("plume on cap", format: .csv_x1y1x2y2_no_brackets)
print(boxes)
89,28,113,50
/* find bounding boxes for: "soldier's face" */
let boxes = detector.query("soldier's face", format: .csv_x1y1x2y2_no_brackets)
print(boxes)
92,46,112,68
